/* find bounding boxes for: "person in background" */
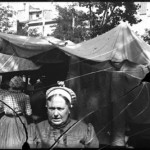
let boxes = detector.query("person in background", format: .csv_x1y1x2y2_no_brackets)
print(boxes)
0,76,32,149
31,81,99,148
0,77,10,118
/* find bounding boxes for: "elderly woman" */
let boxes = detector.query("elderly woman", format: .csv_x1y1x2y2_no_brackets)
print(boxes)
32,81,99,148
0,76,32,149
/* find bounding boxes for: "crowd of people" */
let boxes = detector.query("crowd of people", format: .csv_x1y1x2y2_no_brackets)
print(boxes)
0,75,149,149
0,75,99,149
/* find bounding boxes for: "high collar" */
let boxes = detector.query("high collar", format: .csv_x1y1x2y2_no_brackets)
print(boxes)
49,116,71,130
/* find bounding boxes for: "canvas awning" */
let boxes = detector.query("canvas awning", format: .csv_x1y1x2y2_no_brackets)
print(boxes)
0,22,150,66
0,53,40,73
0,33,56,58
55,22,150,65
0,22,149,76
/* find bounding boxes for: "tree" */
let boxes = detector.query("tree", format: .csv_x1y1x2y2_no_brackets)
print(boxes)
51,5,90,43
16,21,42,37
16,21,28,36
79,2,141,37
52,2,141,43
141,28,150,45
28,28,42,37
0,5,15,33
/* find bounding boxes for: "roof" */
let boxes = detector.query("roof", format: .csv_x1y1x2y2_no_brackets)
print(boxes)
55,22,150,65
0,32,55,58
0,52,40,73
29,5,41,13
0,22,150,68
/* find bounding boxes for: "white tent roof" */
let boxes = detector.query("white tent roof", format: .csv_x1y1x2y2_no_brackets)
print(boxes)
56,22,150,65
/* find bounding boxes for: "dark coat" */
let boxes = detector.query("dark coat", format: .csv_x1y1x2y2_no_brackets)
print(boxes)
28,119,99,148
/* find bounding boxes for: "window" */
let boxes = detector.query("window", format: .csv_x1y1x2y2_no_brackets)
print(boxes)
139,2,147,15
36,14,39,17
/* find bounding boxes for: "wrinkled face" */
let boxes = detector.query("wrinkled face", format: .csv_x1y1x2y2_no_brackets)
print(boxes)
47,95,70,126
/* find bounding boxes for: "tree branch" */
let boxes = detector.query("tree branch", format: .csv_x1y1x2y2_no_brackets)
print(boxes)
101,3,117,30
101,2,109,27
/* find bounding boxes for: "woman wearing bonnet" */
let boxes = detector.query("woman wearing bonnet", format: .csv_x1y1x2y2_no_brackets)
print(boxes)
32,81,99,148
0,76,32,149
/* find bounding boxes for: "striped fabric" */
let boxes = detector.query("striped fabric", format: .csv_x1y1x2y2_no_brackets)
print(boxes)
0,115,27,149
0,89,32,115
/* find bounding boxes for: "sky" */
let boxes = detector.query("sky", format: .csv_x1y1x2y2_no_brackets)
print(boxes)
0,2,83,11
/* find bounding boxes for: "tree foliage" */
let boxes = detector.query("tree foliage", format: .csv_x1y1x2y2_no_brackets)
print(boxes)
16,21,28,36
52,2,141,43
51,5,90,43
79,2,141,37
0,5,14,33
141,28,150,45
28,28,42,37
16,21,42,37
0,4,40,37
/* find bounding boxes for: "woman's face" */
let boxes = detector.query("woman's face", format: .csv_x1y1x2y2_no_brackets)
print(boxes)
47,95,70,126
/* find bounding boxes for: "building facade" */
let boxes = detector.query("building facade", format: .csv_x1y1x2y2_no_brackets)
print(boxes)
132,2,150,36
17,3,58,36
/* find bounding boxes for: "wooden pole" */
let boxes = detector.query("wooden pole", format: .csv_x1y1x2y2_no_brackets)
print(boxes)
42,8,45,36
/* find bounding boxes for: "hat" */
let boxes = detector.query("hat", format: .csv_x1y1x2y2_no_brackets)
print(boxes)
9,76,24,88
46,81,76,105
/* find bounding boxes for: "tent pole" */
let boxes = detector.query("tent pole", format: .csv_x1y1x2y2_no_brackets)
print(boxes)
25,75,28,92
